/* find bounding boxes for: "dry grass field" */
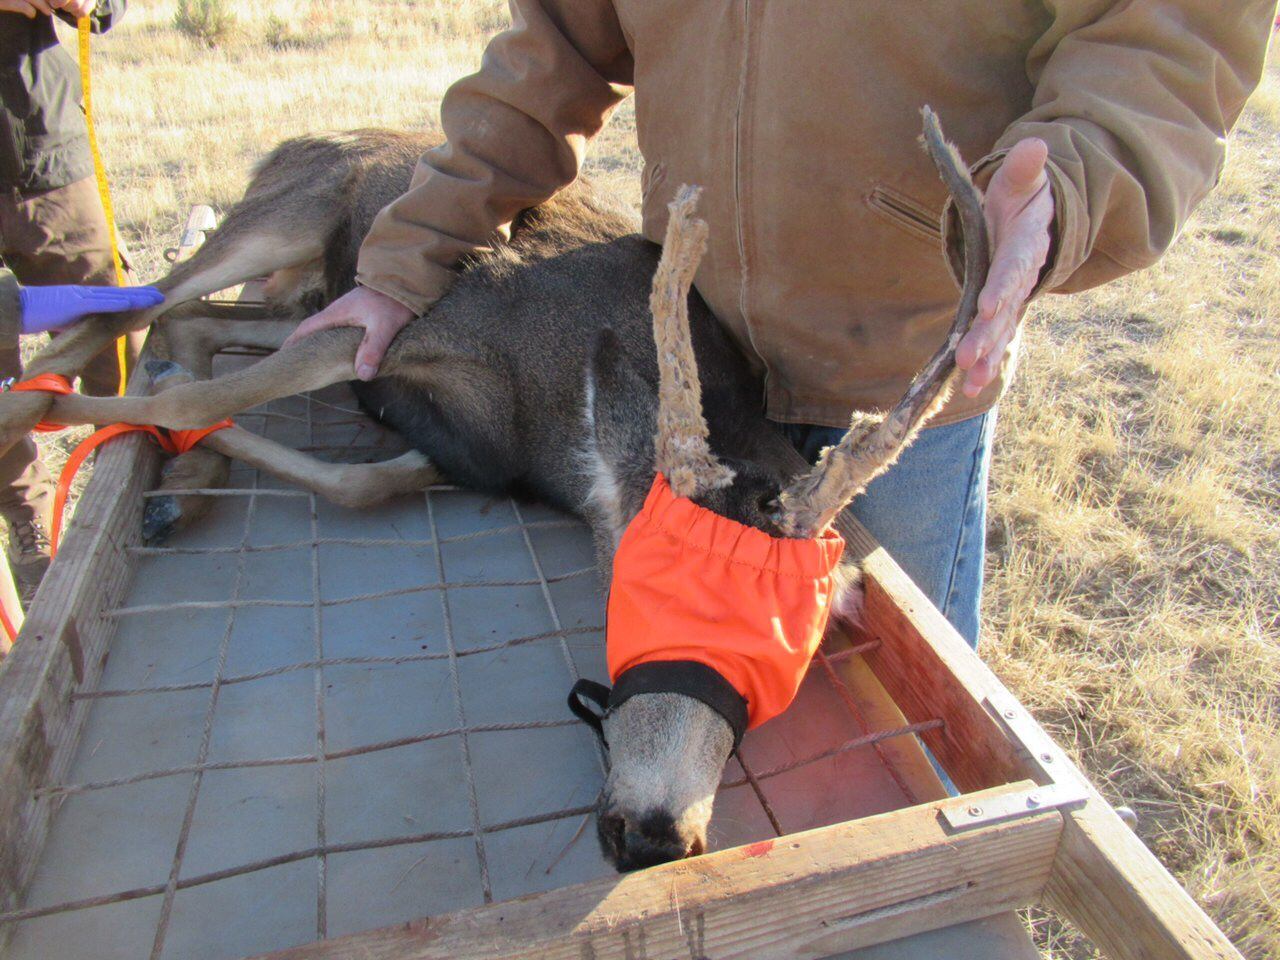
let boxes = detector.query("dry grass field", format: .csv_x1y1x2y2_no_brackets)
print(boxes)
17,3,1278,956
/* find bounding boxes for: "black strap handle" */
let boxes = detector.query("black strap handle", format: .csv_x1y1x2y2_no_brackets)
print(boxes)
567,679,613,747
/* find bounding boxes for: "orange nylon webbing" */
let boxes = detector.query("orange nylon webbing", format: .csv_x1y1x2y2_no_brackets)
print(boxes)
50,419,233,556
8,374,75,432
0,601,17,645
2,375,231,638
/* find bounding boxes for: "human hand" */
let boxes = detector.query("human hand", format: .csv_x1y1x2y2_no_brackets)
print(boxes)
282,285,416,380
18,284,165,334
0,0,56,17
954,137,1054,398
49,0,96,16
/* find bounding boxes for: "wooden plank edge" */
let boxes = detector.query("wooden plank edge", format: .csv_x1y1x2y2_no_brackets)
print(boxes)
1045,796,1244,960
854,544,1244,958
249,783,1062,960
0,357,162,933
856,548,1032,794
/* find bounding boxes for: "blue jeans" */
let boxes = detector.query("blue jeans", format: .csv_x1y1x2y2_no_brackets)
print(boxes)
781,411,996,648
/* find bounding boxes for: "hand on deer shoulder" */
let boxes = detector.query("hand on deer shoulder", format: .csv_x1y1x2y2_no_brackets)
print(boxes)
954,137,1054,399
283,286,415,381
0,0,55,16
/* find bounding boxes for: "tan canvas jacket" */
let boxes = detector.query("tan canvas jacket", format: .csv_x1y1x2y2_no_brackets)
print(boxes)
356,1,1276,428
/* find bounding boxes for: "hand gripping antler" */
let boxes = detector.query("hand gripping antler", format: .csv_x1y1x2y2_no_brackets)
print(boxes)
651,185,736,498
773,107,992,538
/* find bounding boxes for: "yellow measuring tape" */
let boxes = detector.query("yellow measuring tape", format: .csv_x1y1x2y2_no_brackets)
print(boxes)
77,17,129,397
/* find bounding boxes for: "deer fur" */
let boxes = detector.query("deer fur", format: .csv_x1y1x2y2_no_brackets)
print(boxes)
9,110,988,872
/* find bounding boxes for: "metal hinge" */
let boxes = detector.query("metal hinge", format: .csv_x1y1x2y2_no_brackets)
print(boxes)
939,779,1088,831
938,688,1090,831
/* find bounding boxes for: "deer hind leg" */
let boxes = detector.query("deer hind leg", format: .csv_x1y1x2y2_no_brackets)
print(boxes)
22,203,331,387
142,318,300,543
0,181,341,453
157,317,297,377
41,326,362,430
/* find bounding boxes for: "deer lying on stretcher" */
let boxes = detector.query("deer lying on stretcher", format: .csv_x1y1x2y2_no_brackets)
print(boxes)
0,110,987,872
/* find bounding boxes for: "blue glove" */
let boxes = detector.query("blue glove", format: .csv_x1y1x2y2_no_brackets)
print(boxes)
18,284,165,335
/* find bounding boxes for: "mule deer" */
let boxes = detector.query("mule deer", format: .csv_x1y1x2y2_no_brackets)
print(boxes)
8,109,988,871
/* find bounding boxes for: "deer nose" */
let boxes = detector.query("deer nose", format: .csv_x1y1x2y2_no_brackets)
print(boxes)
599,808,705,872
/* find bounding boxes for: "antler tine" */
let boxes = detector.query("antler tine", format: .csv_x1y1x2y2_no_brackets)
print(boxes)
774,107,991,538
652,184,735,498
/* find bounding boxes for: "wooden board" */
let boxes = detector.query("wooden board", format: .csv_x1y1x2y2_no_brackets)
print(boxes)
253,783,1061,960
0,407,161,923
854,545,1244,960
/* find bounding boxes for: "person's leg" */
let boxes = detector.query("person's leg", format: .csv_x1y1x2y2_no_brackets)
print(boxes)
0,346,53,527
0,339,54,604
781,410,996,648
0,177,130,601
0,192,57,603
6,177,142,396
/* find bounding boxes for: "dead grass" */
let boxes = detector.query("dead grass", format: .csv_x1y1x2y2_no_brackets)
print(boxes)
18,5,1280,956
990,60,1280,959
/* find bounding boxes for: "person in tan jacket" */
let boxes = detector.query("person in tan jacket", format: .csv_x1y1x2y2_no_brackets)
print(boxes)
289,1,1276,647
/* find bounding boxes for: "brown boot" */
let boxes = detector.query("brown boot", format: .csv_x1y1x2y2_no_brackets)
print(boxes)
6,516,51,606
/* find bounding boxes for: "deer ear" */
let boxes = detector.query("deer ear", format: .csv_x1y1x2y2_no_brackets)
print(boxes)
651,185,735,499
773,108,991,538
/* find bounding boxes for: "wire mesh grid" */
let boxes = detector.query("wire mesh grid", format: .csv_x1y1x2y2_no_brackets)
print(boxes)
1,371,943,960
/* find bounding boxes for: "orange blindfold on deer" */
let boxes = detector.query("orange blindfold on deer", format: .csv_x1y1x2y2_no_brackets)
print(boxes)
600,472,845,744
570,113,987,747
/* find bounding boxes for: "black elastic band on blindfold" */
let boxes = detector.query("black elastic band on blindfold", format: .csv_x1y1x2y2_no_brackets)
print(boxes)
567,661,748,750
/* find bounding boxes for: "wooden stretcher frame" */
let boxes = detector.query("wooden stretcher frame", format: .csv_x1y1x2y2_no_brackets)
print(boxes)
0,210,1245,960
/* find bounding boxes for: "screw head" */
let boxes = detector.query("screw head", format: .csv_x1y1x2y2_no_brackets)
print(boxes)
1040,752,1054,763
1026,793,1042,808
967,805,984,817
1003,709,1017,720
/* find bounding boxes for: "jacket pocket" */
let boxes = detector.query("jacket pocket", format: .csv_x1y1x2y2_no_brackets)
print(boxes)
866,185,943,244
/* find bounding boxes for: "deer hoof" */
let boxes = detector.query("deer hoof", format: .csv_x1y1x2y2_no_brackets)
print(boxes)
142,495,184,544
144,359,193,387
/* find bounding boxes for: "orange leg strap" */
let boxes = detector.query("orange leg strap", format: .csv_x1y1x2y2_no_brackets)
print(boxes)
50,419,234,557
4,374,76,433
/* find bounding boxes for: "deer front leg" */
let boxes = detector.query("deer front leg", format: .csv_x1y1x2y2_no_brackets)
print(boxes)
0,225,326,453
200,428,441,508
141,358,437,538
145,419,438,531
143,447,232,543
0,310,140,457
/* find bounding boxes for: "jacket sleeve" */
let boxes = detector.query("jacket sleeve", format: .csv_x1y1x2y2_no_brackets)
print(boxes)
56,0,125,33
355,0,634,314
945,1,1275,295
